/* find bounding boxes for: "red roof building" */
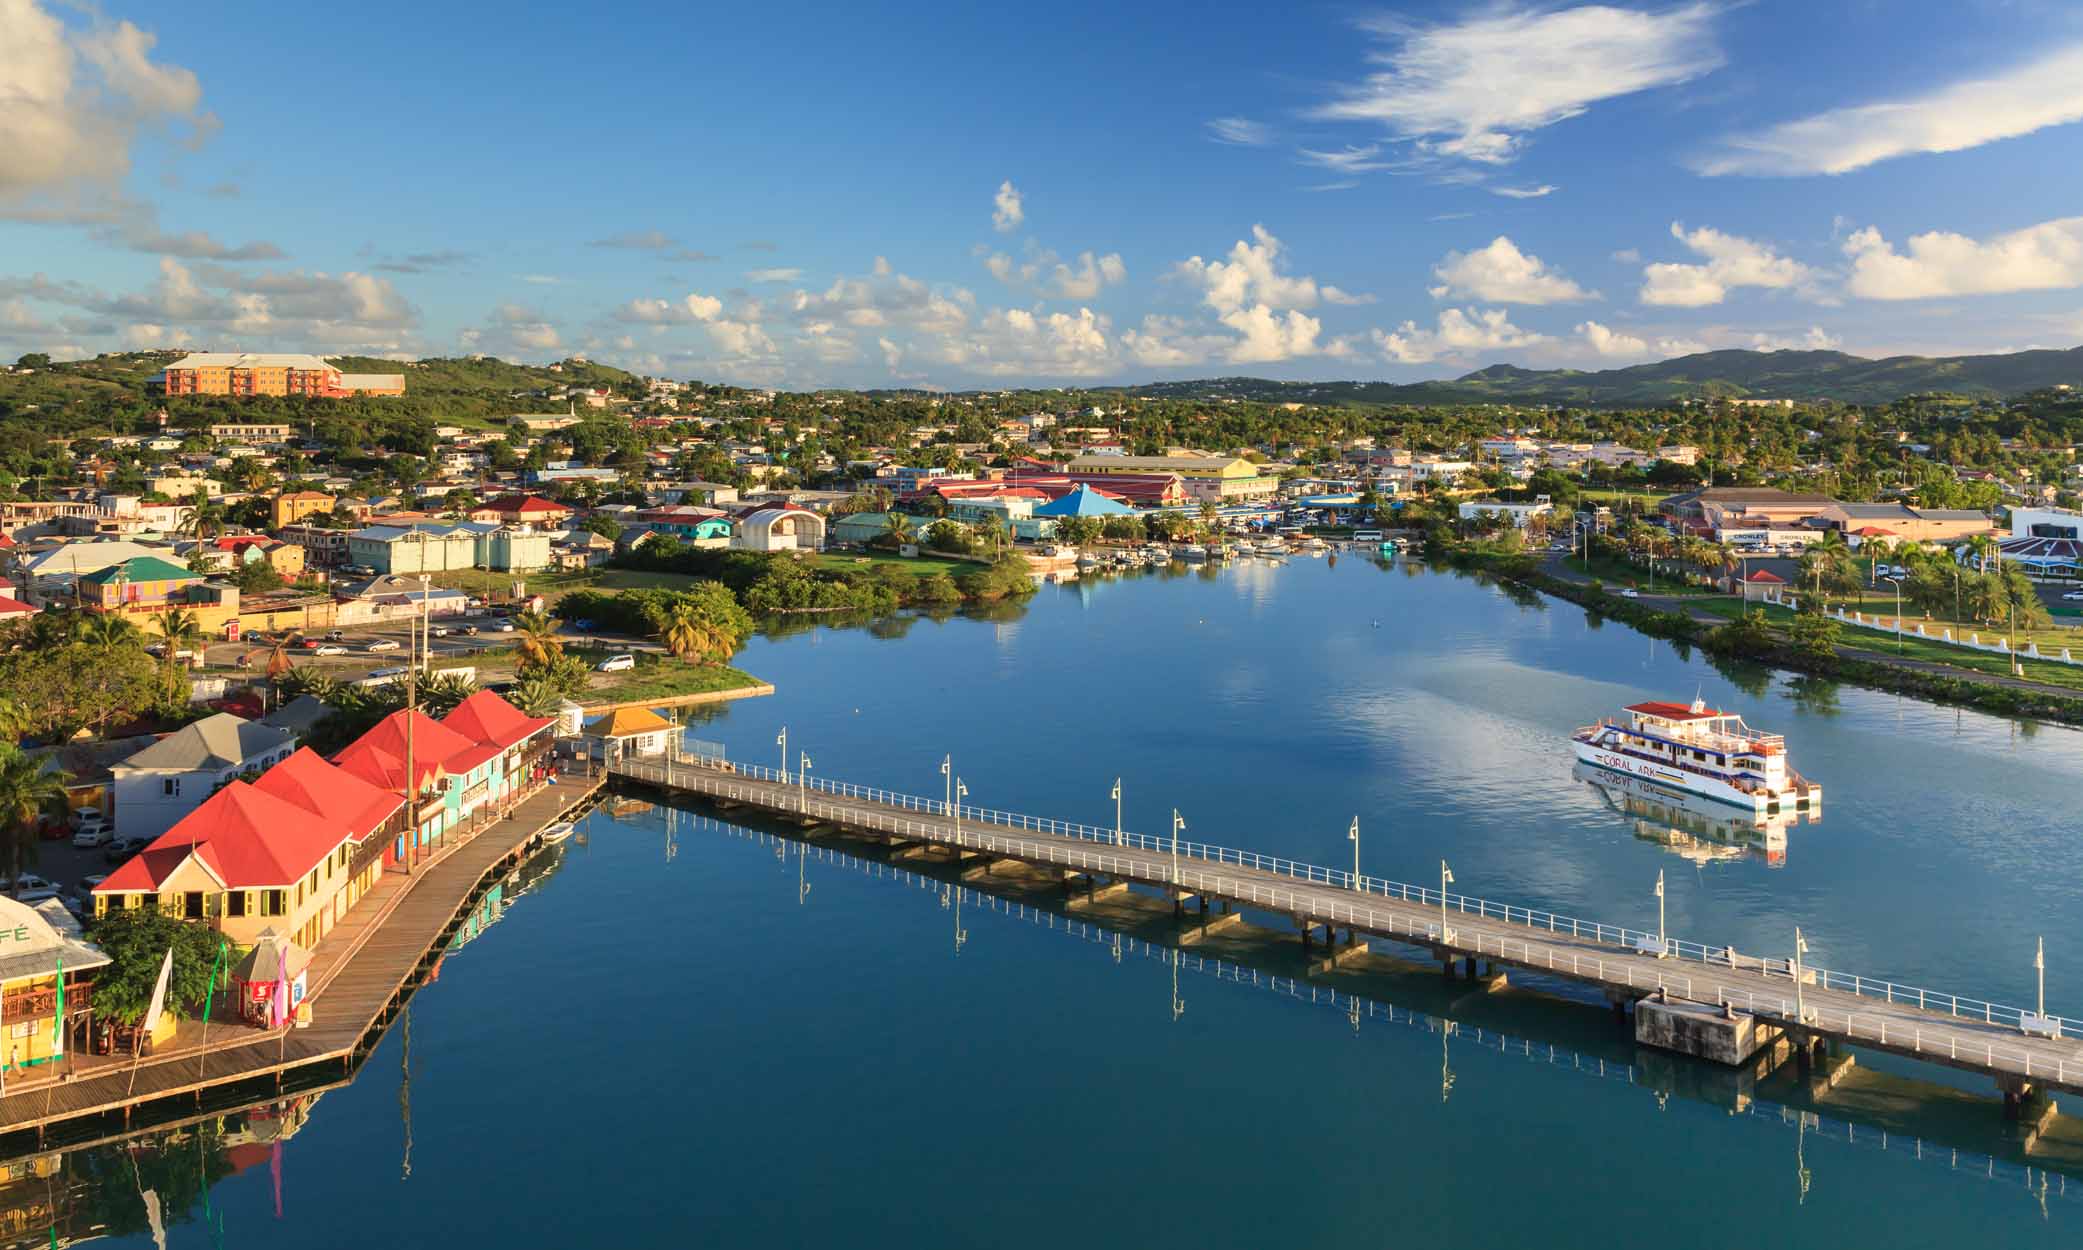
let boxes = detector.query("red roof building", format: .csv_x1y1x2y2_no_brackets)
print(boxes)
92,781,371,951
254,747,404,841
443,689,555,753
468,494,572,528
332,709,480,794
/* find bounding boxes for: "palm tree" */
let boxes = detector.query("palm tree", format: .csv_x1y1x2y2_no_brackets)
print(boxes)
0,746,68,886
177,488,227,541
879,512,916,550
79,614,143,654
151,608,205,670
510,676,563,719
513,609,563,671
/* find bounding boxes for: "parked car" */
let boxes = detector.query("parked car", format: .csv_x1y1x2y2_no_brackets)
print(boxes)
72,875,106,909
324,630,346,641
597,653,636,673
494,621,514,632
430,625,451,638
2064,590,2083,602
460,625,479,636
1618,588,1640,598
7,875,60,903
103,835,150,865
71,819,110,848
298,638,321,650
366,639,400,652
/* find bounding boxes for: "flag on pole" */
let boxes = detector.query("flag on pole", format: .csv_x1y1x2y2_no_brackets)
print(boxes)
141,947,174,1042
202,939,226,1025
271,944,290,1029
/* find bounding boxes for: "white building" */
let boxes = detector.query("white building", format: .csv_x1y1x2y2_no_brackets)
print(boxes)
109,713,298,840
2010,506,2083,540
1458,497,1555,528
731,506,825,552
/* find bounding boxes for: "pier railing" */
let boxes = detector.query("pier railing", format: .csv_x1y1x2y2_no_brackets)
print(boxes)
611,756,2083,1064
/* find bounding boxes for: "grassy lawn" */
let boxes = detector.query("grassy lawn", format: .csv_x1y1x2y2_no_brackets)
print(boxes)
807,551,978,581
591,568,704,592
1561,554,1717,595
1824,583,2083,653
426,567,601,598
580,655,765,705
1578,488,1666,508
1691,598,2083,691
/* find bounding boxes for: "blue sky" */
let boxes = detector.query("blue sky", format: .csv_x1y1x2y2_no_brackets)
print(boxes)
4,0,2083,389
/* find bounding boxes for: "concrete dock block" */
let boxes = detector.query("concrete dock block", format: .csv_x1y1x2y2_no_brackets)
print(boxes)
1635,998,1780,1066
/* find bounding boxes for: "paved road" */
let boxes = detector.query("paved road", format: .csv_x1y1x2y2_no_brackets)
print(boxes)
619,757,2083,1095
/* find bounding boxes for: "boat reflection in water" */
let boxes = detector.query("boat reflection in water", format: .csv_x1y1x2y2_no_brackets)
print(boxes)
1571,762,1819,867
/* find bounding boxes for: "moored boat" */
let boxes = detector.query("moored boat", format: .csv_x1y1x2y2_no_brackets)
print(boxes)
1571,698,1821,815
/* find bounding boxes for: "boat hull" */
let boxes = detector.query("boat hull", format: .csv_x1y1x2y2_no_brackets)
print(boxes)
1570,740,1819,815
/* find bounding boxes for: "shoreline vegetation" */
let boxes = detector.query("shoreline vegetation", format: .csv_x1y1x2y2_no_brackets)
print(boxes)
1427,536,2083,728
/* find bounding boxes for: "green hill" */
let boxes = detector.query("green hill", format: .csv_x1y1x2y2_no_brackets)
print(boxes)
1119,346,2083,406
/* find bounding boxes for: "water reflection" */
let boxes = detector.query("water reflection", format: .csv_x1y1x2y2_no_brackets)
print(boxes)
682,806,2083,1198
1573,761,1815,867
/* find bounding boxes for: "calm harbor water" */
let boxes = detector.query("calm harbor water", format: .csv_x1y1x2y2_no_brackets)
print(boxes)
37,555,2083,1246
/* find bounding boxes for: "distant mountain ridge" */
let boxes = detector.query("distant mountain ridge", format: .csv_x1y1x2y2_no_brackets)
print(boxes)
1115,346,2083,407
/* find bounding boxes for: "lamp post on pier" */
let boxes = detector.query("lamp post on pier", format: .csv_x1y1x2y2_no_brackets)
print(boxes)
1440,860,1454,942
1655,870,1666,956
2037,936,2046,1024
1111,778,1122,847
798,752,811,814
950,778,969,847
1171,810,1185,889
1793,927,1809,1024
1349,816,1361,890
940,755,952,817
776,727,787,783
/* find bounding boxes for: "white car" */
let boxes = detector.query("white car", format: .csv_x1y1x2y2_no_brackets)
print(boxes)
366,639,401,652
494,622,514,632
1618,589,1640,598
313,644,348,656
7,875,60,903
2064,590,2083,601
70,820,109,848
597,654,636,673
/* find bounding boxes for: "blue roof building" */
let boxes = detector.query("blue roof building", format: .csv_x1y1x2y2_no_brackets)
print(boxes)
1033,484,1133,518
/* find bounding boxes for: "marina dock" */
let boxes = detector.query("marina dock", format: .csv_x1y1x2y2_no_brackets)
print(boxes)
0,777,602,1147
612,754,2083,1120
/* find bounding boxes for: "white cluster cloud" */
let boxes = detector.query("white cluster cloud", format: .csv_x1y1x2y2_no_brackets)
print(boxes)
992,181,1024,233
1639,222,1813,307
1429,236,1590,304
1313,3,1722,165
1169,225,1372,362
1574,320,1705,359
0,1,208,200
1696,44,2083,176
1749,326,1840,351
1491,184,1557,199
1372,307,1546,364
984,247,1127,299
1842,217,2083,300
933,306,1113,377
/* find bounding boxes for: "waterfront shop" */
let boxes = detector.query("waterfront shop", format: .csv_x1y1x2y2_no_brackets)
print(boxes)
0,895,109,1075
230,929,310,1028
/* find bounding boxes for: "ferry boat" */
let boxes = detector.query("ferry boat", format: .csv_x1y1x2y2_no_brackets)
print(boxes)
1571,698,1821,815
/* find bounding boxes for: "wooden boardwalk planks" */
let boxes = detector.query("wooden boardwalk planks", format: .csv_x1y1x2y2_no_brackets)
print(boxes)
0,778,601,1143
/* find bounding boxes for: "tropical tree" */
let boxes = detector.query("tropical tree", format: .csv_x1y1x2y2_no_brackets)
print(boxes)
151,608,205,668
658,601,737,666
79,614,144,654
0,744,67,884
513,609,564,671
418,670,480,718
176,488,227,541
509,674,565,718
875,512,916,551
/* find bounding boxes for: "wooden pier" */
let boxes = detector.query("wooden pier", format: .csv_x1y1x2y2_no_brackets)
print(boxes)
614,755,2083,1116
0,777,602,1147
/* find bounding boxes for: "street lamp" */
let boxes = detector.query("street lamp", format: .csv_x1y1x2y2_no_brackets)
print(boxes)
1348,816,1361,889
1171,810,1185,888
776,727,787,783
798,751,811,814
1111,778,1122,847
1654,870,1666,956
1793,927,1810,1024
2037,936,2047,1025
940,755,952,816
1439,860,1454,942
953,778,968,843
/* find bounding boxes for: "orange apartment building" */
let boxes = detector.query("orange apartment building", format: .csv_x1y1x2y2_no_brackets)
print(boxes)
154,354,405,399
